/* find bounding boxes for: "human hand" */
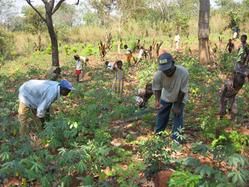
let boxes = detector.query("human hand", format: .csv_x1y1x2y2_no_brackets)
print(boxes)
155,101,163,110
172,105,181,116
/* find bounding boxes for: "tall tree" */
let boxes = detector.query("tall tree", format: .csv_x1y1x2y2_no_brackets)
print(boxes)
198,0,211,64
25,0,80,79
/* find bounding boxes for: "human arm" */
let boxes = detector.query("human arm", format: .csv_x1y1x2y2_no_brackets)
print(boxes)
172,91,185,116
154,90,162,109
152,72,163,109
172,72,189,115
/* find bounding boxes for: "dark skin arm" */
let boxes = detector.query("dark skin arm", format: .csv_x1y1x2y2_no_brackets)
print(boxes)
172,91,185,116
154,90,162,109
226,43,229,50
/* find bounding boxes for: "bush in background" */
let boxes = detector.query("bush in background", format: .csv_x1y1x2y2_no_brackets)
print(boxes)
0,27,14,63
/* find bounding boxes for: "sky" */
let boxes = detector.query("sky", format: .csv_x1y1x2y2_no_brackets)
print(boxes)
12,0,245,16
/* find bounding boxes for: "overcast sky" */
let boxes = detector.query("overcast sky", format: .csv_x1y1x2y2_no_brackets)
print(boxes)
14,0,243,14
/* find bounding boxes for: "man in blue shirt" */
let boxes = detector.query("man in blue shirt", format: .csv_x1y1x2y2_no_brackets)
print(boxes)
18,79,73,135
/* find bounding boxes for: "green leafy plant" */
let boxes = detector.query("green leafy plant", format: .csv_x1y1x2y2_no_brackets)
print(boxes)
169,171,201,187
139,132,180,178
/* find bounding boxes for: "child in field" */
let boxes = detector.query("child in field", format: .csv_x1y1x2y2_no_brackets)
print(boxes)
219,72,245,120
105,60,114,70
112,60,124,96
226,39,235,53
74,55,89,82
137,46,145,63
99,41,107,60
135,83,153,108
124,44,133,65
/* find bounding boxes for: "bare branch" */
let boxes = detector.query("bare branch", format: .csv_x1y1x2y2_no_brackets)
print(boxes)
75,0,80,5
51,0,55,10
26,0,46,23
52,0,66,15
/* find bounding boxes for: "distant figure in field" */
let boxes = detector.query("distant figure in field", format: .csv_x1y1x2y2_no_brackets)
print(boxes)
234,34,249,75
124,44,134,66
148,45,153,59
117,38,123,54
218,32,223,47
212,43,218,54
174,33,180,51
136,39,141,51
137,46,145,63
105,60,115,70
112,60,124,96
135,83,153,108
99,41,107,60
232,27,240,40
74,55,89,82
18,79,73,136
226,39,235,53
219,72,245,120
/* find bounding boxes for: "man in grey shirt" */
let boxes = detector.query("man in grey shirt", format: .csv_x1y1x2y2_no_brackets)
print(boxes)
152,52,189,141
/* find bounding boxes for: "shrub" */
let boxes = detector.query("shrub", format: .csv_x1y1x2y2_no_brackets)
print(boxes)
0,27,14,63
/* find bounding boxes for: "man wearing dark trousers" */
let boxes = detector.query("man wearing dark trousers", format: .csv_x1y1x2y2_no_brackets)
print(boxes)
152,52,189,142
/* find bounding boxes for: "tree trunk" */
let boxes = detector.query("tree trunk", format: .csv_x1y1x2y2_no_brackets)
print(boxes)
198,0,210,64
46,12,61,80
46,13,59,67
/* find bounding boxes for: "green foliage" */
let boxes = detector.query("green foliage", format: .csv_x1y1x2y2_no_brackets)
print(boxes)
228,131,249,152
212,131,249,154
181,141,249,187
112,162,145,187
83,12,100,26
44,45,52,55
82,43,98,56
139,132,181,178
58,141,112,176
137,60,157,87
22,6,46,35
0,27,14,62
169,171,201,187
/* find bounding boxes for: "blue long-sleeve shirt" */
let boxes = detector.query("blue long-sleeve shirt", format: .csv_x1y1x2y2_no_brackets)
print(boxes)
18,80,60,118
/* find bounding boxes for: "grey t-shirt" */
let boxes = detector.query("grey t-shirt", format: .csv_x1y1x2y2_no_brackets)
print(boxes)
152,65,189,103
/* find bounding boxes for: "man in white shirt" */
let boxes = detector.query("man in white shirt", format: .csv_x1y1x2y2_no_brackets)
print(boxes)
152,52,189,142
18,79,73,135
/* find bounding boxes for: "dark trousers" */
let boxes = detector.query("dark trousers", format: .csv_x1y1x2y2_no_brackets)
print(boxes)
155,100,185,140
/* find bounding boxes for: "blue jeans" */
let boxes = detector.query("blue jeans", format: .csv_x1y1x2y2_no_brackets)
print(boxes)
155,100,185,140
